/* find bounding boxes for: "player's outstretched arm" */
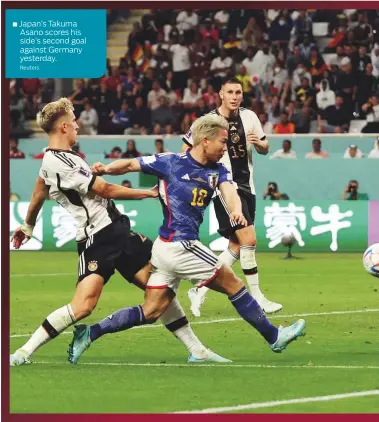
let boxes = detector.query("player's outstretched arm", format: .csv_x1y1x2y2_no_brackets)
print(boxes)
92,158,142,176
90,176,157,200
11,176,49,249
218,181,247,227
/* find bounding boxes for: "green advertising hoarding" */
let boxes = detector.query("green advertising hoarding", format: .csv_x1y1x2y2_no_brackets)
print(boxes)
10,200,370,253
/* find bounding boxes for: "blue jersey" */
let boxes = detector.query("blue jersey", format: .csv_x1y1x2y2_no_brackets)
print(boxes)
137,152,232,241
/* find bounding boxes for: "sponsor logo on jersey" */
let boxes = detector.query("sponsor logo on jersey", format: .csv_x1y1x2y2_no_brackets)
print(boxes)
88,261,98,271
181,174,190,180
231,133,240,143
208,172,219,189
79,167,91,178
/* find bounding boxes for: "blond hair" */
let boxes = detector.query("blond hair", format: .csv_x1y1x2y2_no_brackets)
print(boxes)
191,114,228,147
37,97,74,134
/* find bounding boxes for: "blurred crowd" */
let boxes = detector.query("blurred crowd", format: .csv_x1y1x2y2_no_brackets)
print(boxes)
10,135,379,161
9,9,379,137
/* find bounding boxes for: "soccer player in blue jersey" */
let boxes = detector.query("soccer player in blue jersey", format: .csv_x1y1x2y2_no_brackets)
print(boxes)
10,98,228,366
68,114,305,363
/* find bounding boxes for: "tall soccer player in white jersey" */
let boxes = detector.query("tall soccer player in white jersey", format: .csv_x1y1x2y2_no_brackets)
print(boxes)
183,77,282,317
10,98,230,366
67,114,305,363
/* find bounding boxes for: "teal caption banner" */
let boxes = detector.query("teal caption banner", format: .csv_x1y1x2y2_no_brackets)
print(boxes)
6,9,106,78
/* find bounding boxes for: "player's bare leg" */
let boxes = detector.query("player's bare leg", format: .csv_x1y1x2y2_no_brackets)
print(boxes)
132,264,230,361
234,226,283,314
10,274,104,366
188,229,283,316
70,273,105,319
188,238,240,317
206,264,305,353
69,273,231,364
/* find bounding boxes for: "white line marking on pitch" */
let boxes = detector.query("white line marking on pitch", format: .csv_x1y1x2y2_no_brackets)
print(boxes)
173,390,379,413
10,308,379,338
32,362,379,370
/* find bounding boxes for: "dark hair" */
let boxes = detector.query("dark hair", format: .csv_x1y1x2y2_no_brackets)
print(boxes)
312,138,321,144
111,146,122,153
222,77,242,87
155,138,164,144
283,139,291,146
126,139,139,154
122,179,131,186
268,182,278,189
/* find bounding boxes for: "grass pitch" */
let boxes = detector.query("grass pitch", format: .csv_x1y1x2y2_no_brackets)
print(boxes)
9,252,379,413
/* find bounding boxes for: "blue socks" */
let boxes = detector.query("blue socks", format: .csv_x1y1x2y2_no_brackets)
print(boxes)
90,306,145,342
229,287,278,344
88,289,279,345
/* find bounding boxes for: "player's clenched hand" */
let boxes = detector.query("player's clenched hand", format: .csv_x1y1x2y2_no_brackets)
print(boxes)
150,184,159,199
246,132,261,145
230,212,247,227
92,162,107,175
11,227,31,249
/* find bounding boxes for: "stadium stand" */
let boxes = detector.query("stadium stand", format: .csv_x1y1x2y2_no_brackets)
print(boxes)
8,9,379,138
8,9,379,200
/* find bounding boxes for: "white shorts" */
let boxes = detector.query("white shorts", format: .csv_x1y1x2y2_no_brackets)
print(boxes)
147,237,222,293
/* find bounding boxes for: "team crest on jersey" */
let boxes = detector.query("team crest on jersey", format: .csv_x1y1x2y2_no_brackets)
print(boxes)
231,133,240,143
208,172,219,189
88,261,98,272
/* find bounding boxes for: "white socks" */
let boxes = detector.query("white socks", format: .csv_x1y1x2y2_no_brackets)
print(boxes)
160,298,204,355
240,245,263,301
173,325,205,356
19,304,76,356
160,298,185,326
219,247,240,266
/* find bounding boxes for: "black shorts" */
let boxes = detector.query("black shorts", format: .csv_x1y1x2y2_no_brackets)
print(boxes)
213,190,256,239
77,216,153,284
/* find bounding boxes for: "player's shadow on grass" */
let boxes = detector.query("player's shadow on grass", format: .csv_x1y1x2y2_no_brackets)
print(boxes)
282,247,305,260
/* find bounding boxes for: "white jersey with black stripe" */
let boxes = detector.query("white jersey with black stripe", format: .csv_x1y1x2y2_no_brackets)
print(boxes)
182,107,266,195
39,149,120,242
